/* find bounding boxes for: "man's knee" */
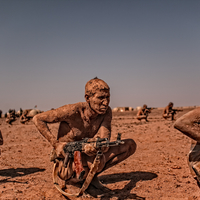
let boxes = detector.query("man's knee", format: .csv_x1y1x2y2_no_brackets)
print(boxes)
125,139,136,156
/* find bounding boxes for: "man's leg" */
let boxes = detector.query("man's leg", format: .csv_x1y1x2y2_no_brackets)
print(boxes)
163,114,171,120
137,115,146,121
103,139,136,171
145,114,148,122
93,139,136,190
81,139,136,189
171,112,176,120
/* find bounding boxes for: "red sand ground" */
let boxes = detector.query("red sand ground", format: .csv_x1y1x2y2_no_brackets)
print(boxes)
0,108,200,200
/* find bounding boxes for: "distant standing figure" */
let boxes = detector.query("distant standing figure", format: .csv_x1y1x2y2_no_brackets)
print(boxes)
136,104,151,122
0,110,2,118
174,107,200,184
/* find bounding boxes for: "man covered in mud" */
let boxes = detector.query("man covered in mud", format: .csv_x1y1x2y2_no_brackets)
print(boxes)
5,109,16,125
136,104,151,122
33,77,136,193
174,107,200,185
162,102,179,121
20,109,32,124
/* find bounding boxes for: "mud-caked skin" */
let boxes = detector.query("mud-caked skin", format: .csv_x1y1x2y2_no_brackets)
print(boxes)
5,110,16,125
20,109,32,124
33,78,136,188
137,104,150,122
174,107,200,182
163,102,176,120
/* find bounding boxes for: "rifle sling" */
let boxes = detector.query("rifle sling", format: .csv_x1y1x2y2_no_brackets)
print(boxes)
52,151,102,197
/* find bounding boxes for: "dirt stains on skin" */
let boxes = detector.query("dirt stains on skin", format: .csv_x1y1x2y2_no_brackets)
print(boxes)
32,78,136,195
0,108,200,199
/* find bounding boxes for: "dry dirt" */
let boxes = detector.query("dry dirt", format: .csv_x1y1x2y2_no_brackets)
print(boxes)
0,108,200,200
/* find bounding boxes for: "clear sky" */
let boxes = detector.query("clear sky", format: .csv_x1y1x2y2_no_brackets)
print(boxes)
0,0,199,113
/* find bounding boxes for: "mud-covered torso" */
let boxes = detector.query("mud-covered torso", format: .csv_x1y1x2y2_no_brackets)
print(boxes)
57,102,110,142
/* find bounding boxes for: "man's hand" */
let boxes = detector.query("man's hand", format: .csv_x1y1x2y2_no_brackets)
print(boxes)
53,142,67,159
84,143,97,156
101,146,109,153
83,137,110,156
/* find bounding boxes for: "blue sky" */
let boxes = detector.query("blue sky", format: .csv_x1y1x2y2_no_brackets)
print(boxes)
0,0,199,113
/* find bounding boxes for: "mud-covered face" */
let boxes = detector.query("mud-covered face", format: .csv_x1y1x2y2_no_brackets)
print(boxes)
143,104,147,109
87,90,110,114
169,103,174,108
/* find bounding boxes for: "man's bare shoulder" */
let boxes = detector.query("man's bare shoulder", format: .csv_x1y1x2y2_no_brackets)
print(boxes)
58,102,86,110
181,107,200,117
54,102,87,115
193,107,200,113
174,107,200,126
34,102,87,121
185,107,200,119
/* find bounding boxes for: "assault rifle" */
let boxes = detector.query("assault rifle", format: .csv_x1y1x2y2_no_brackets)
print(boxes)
63,133,124,167
170,108,183,114
146,107,156,111
144,107,155,114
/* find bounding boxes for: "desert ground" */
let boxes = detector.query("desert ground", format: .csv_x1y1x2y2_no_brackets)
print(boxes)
0,107,200,200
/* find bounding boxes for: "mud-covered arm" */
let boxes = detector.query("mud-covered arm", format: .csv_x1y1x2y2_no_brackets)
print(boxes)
163,106,170,115
162,108,165,115
166,107,171,115
33,105,70,147
174,107,200,142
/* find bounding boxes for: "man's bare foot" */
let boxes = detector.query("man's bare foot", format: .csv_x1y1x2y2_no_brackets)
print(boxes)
90,175,111,192
91,175,104,188
86,176,112,198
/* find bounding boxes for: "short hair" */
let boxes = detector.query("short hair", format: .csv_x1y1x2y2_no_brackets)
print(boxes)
143,104,147,108
85,77,110,97
168,102,174,107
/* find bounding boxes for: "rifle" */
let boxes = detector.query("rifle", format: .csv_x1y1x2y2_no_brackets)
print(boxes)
63,133,124,179
171,108,183,114
63,133,124,164
147,107,156,111
144,107,154,114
